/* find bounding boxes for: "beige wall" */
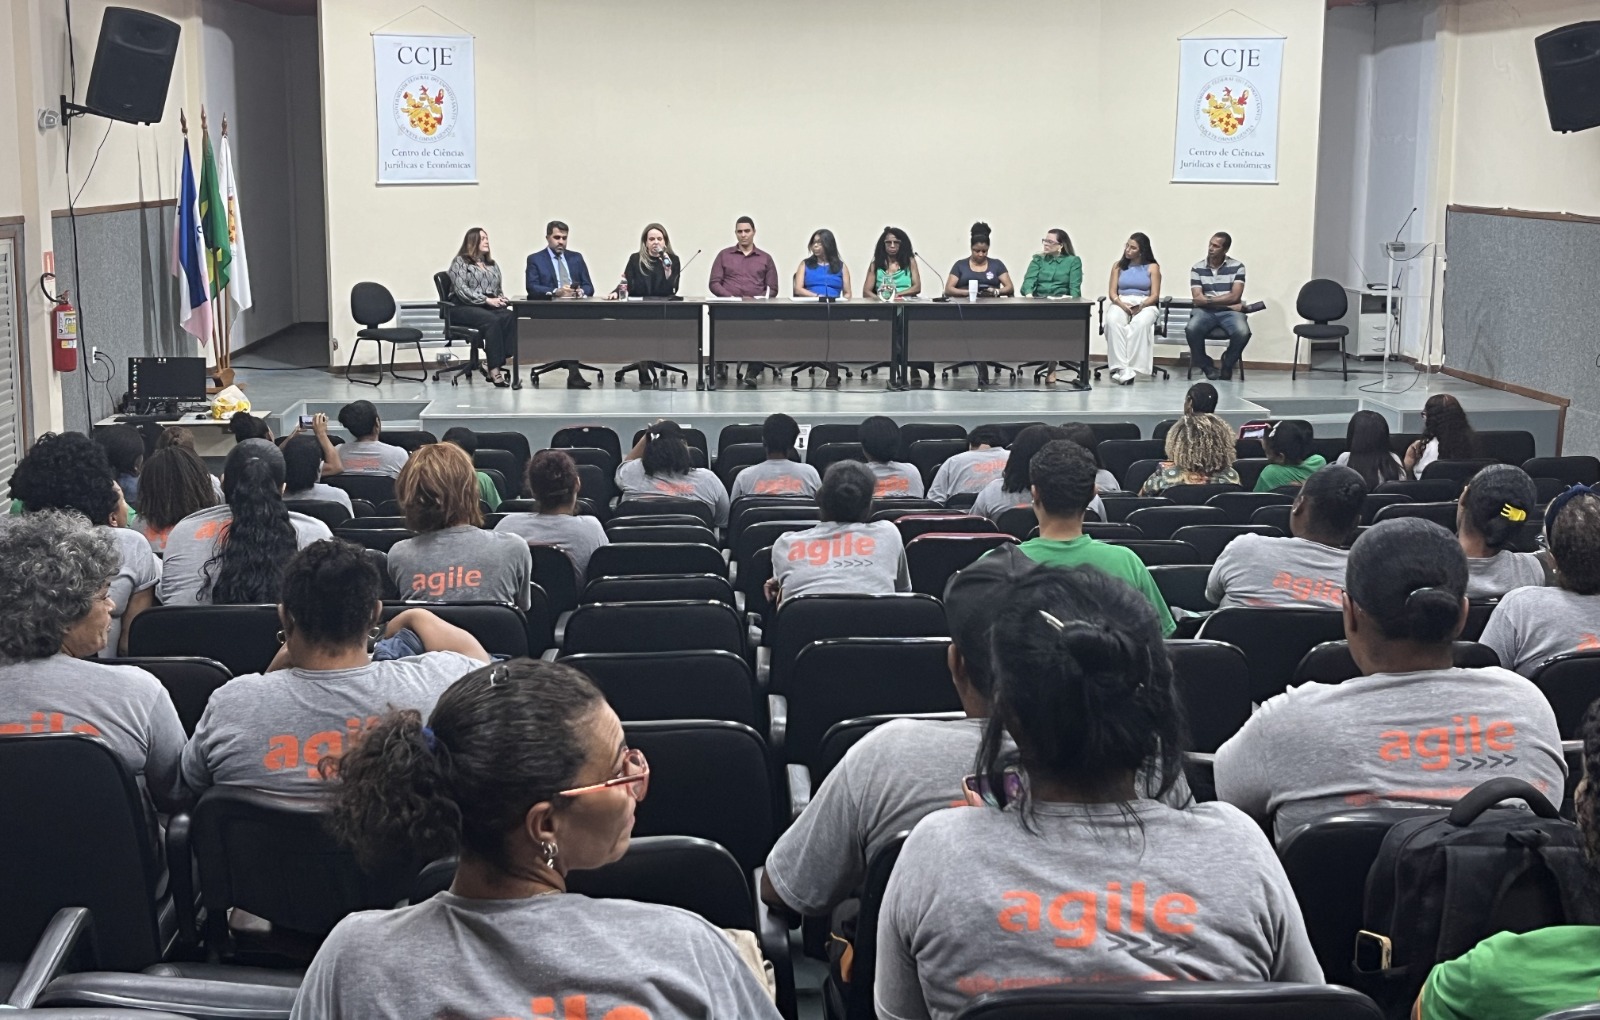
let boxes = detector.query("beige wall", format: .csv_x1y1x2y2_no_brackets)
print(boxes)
321,0,1328,366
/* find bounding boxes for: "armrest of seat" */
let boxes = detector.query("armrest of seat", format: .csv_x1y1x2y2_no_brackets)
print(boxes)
38,972,298,1020
6,907,91,1007
752,867,799,1020
553,609,573,646
164,811,199,948
755,645,771,688
767,694,787,758
785,763,812,824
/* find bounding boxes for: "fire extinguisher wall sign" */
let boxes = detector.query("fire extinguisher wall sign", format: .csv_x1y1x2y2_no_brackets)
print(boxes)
52,291,78,373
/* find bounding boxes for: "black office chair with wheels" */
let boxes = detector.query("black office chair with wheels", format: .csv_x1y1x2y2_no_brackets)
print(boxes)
953,983,1382,1019
560,650,757,726
1291,279,1350,381
346,282,425,387
429,270,495,387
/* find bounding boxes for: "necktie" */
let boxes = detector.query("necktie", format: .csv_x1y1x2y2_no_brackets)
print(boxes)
556,253,572,288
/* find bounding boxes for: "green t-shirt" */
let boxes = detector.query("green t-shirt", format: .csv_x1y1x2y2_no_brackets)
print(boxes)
475,470,502,512
1255,454,1328,492
1421,926,1600,1020
1016,534,1176,636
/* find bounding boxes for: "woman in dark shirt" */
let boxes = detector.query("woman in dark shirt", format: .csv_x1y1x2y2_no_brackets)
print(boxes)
944,221,1014,298
610,223,681,299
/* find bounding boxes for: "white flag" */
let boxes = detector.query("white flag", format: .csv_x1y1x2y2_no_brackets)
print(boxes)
218,132,252,313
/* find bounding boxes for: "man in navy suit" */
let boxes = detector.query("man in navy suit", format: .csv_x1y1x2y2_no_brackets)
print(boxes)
525,220,596,388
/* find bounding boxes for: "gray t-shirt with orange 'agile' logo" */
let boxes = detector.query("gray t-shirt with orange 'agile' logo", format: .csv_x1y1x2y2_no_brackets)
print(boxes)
771,519,910,601
386,525,532,610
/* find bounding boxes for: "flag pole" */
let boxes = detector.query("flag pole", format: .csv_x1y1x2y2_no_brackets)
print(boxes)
200,106,221,376
218,112,234,387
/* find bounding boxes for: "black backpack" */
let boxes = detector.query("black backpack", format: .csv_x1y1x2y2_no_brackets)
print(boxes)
1352,777,1599,1018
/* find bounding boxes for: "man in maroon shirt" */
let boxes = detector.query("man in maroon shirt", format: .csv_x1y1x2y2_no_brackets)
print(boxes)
709,216,781,388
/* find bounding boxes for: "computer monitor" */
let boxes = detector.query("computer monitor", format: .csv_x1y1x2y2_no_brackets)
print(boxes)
128,357,208,402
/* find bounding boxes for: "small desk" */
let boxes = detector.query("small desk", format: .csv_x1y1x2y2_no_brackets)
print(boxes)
901,297,1093,389
94,411,267,457
511,298,706,388
706,299,901,390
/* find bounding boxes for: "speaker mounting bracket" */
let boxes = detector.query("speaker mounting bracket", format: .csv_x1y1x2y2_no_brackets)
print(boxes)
58,95,100,124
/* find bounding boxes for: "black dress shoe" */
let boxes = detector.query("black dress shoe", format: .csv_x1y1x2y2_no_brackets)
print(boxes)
1201,364,1219,381
566,375,591,389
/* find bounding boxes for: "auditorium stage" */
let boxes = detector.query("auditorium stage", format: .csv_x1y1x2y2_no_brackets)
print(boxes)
232,337,1563,456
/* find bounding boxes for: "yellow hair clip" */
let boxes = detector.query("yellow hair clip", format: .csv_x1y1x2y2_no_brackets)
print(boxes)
1500,504,1528,523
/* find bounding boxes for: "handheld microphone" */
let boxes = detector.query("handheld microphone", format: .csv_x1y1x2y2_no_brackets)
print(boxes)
660,250,672,269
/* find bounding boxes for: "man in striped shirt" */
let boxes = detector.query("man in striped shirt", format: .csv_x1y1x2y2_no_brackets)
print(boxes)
1186,232,1250,381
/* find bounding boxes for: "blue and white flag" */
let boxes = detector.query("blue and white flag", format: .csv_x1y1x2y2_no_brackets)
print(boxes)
171,135,213,345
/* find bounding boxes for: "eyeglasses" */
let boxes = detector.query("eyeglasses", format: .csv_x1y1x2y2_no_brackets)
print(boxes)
559,747,650,802
1041,238,1061,246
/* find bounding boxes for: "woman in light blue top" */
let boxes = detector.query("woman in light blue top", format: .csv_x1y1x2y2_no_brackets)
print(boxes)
1103,232,1162,385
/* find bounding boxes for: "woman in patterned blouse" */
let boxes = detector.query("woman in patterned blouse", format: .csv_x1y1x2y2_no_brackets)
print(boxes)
447,227,517,387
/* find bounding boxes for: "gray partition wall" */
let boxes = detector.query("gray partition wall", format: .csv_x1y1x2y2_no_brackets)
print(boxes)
1444,207,1600,454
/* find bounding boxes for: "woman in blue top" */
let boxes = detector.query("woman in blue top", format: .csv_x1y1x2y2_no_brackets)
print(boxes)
1104,231,1162,385
943,221,1014,298
794,229,850,298
860,226,921,300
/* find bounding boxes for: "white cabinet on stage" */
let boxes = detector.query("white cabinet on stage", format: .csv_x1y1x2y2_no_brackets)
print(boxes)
1341,287,1397,359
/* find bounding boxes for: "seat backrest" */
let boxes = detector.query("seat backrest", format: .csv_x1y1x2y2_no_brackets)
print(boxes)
98,657,231,737
715,423,767,456
953,982,1383,1019
1086,422,1141,443
1198,606,1348,702
1251,503,1293,532
350,281,397,327
1461,597,1499,641
786,637,960,766
192,786,419,948
611,496,714,526
562,600,745,657
1421,459,1497,487
1375,478,1458,503
472,449,520,493
581,572,735,607
873,498,944,519
810,441,867,472
0,734,166,970
1099,494,1172,523
908,438,970,487
475,430,531,475
1292,639,1500,687
1123,458,1163,496
842,832,910,1020
565,835,754,931
1163,482,1243,506
476,466,511,501
333,525,412,552
1165,639,1252,752
1171,523,1282,564
1232,457,1269,489
380,601,529,659
1296,278,1349,322
324,473,396,506
1103,538,1201,566
1125,504,1228,539
283,498,352,529
905,533,1018,597
1372,501,1458,529
127,604,281,676
1524,456,1600,487
606,514,709,531
1360,492,1412,524
1207,490,1293,524
550,426,622,465
735,518,815,565
712,442,768,488
770,593,948,695
895,513,996,543
379,429,437,453
1530,650,1600,738
1152,418,1178,441
560,650,756,726
552,443,619,476
813,712,967,788
805,423,859,458
1147,565,1213,614
523,543,581,616
1476,430,1536,466
621,720,773,873
604,523,719,546
728,494,816,539
1083,521,1144,540
1098,438,1167,486
896,422,967,460
994,505,1038,540
585,542,725,583
983,421,1047,445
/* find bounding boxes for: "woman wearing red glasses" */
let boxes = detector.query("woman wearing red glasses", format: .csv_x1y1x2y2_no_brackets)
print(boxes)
296,659,780,1019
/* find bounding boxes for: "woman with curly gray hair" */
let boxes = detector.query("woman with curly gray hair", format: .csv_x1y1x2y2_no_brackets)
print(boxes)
0,512,188,821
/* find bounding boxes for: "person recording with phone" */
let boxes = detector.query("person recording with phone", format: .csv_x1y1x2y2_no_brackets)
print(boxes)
609,223,680,300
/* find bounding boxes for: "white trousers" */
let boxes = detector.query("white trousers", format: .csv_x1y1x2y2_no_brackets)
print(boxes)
1104,296,1157,377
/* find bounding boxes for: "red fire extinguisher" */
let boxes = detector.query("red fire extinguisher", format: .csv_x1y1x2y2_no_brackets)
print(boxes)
52,289,78,372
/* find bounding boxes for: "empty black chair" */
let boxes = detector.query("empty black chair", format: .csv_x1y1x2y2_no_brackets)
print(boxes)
735,519,817,566
908,438,970,488
550,426,622,466
585,542,725,583
1372,501,1457,530
953,983,1382,1019
768,593,947,695
894,513,997,543
1251,503,1293,532
560,650,757,726
739,545,778,631
1530,651,1600,738
524,543,581,617
1165,639,1252,752
1291,279,1350,381
994,505,1038,541
1476,430,1536,466
380,601,529,659
348,498,377,518
1103,539,1201,566
562,600,746,658
1198,606,1348,702
1123,459,1164,497
97,658,230,737
1207,490,1292,524
1376,478,1458,503
1163,482,1243,506
1148,565,1213,615
475,431,531,478
1097,439,1167,486
895,423,966,460
323,473,396,507
1170,523,1282,564
872,498,945,520
555,444,619,478
621,721,773,874
1462,597,1499,642
1084,421,1140,443
1125,504,1227,540
728,497,818,548
905,533,1017,597
581,572,735,607
715,423,767,457
347,281,425,386
1083,521,1144,540
376,429,436,453
1525,456,1600,487
605,513,708,531
1152,418,1178,441
782,638,959,767
805,423,860,459
127,605,280,677
1361,491,1412,524
712,442,769,490
1231,457,1269,490
611,496,715,527
810,442,867,473
333,525,411,552
1421,459,1497,491
809,712,966,791
604,523,719,546
1099,495,1173,523
282,499,351,529
471,449,519,498
1292,639,1499,686
337,514,408,529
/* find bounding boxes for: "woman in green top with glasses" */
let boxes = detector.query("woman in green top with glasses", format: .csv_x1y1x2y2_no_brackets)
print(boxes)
1020,228,1083,384
861,226,921,300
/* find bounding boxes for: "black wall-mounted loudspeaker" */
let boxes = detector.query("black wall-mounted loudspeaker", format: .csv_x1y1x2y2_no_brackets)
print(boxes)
82,7,181,125
1535,21,1600,133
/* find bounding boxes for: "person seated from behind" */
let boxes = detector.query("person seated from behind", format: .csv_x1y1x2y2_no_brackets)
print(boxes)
160,440,332,606
1207,465,1365,610
875,567,1320,1020
767,461,909,603
926,425,1007,505
1256,419,1326,492
859,415,924,499
157,426,225,498
136,445,219,554
95,423,146,503
1405,393,1477,480
1060,422,1122,494
228,410,272,444
295,660,782,1018
440,426,503,511
1017,439,1175,635
1215,518,1565,844
616,419,730,528
1414,697,1600,1020
495,450,609,586
9,431,160,656
1141,412,1241,495
729,413,821,501
1481,487,1600,676
1335,409,1405,489
282,434,353,513
972,425,1104,522
0,512,188,833
182,539,490,795
388,444,531,610
1185,380,1219,416
335,399,410,477
1456,464,1546,598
